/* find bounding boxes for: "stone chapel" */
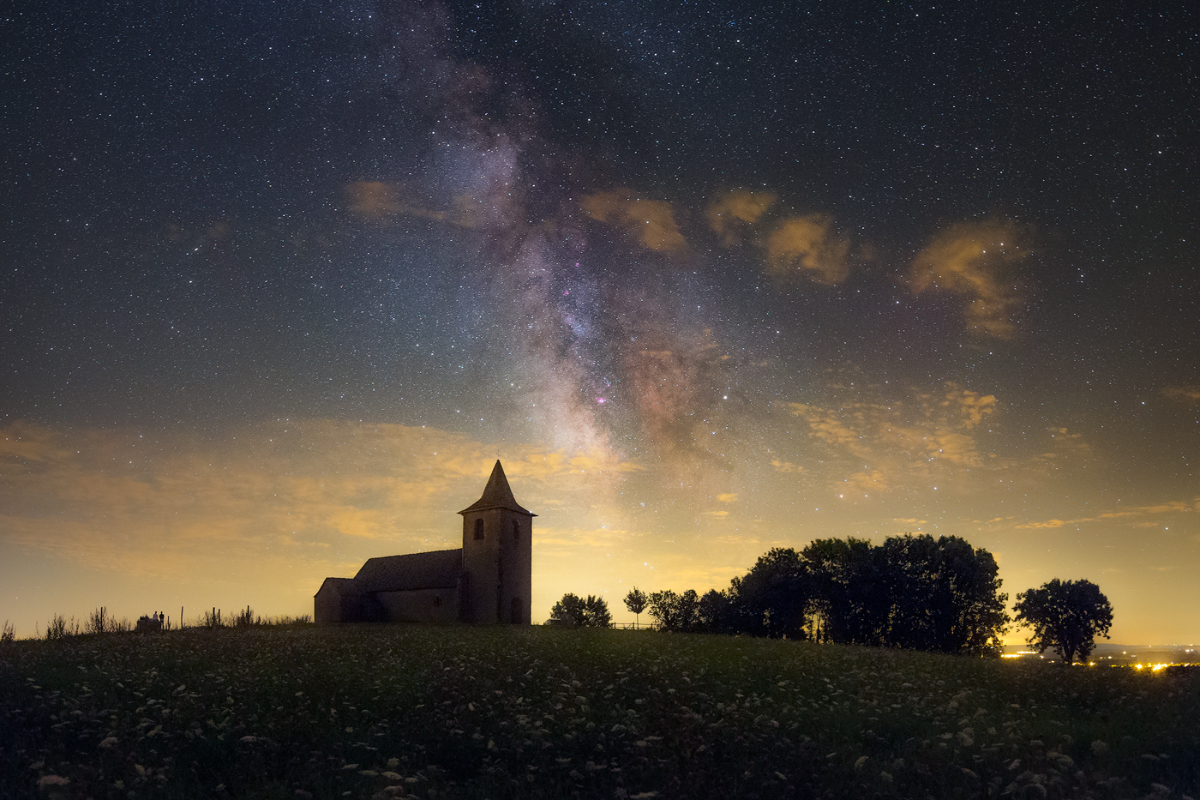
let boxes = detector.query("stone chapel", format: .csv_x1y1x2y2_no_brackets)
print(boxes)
313,460,534,625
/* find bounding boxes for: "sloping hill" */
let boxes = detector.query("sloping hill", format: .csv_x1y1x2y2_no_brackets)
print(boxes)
1,625,1196,798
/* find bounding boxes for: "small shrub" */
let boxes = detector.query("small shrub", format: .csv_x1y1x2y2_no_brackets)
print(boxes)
0,620,14,643
86,607,109,635
550,593,613,627
234,606,258,628
201,608,223,629
45,614,68,641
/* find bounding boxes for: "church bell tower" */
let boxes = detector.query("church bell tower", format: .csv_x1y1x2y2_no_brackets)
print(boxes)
459,460,535,624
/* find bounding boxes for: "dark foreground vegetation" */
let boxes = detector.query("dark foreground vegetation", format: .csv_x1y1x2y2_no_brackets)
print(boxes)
1,626,1196,800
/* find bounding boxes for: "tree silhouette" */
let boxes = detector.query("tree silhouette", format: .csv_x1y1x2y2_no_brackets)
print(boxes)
800,537,884,645
731,547,811,639
697,589,736,634
676,589,700,632
647,590,680,630
1014,579,1113,664
624,587,648,628
550,593,613,628
647,590,700,631
881,534,1010,656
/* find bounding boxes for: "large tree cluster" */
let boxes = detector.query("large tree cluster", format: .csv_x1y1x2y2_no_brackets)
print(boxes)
633,534,1011,657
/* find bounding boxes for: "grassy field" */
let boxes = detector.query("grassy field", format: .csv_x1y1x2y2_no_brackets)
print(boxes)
1,626,1196,799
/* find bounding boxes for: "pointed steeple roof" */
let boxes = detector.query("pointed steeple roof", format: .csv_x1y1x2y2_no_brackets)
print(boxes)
458,460,535,516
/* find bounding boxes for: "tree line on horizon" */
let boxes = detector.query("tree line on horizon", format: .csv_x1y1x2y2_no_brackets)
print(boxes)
553,533,1114,663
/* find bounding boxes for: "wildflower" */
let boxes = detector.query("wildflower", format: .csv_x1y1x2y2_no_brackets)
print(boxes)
854,756,868,769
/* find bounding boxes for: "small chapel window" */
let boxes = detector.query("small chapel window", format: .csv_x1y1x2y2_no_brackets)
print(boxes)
474,519,484,540
433,595,442,608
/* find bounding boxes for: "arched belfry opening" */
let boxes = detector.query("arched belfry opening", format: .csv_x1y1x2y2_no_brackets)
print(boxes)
458,460,535,625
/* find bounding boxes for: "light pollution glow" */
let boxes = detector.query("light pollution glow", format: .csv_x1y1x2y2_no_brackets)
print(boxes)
2,404,1196,643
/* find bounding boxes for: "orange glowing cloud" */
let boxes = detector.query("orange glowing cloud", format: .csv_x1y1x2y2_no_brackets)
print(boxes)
0,421,640,580
1164,385,1200,407
1015,498,1198,530
345,180,447,222
910,219,1030,338
784,383,1028,493
706,190,777,245
0,420,664,633
580,189,687,253
763,214,850,285
949,390,997,430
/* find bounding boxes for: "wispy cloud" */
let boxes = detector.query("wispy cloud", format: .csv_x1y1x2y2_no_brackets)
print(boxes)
784,383,1024,492
1164,385,1200,407
762,214,850,285
706,190,777,245
909,219,1031,338
345,180,448,223
580,189,687,253
1015,498,1199,530
0,421,639,582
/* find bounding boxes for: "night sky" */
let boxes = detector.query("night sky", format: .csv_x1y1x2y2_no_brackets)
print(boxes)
2,1,1197,643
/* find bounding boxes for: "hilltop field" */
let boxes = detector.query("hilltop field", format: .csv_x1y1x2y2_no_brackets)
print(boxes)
1,625,1196,799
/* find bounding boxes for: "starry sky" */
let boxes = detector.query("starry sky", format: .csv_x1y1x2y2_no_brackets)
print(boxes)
2,1,1197,643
